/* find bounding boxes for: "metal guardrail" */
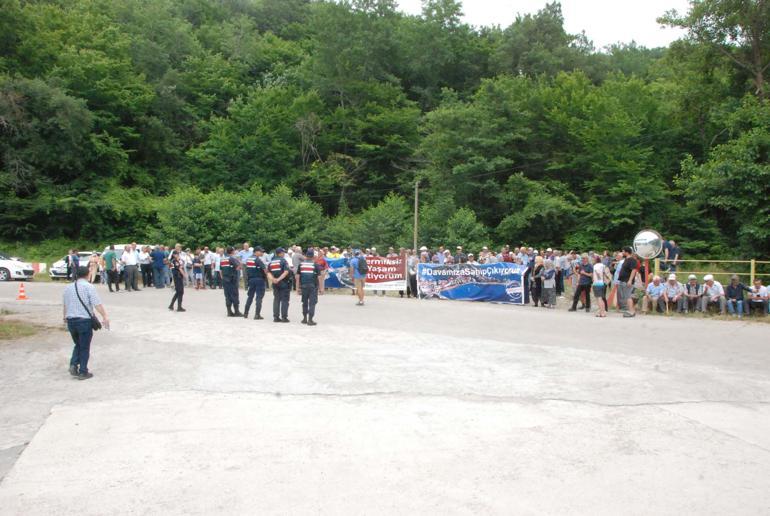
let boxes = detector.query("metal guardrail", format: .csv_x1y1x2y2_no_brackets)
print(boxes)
654,259,770,284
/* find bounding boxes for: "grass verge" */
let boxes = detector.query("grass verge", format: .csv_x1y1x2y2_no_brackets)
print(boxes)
0,319,40,339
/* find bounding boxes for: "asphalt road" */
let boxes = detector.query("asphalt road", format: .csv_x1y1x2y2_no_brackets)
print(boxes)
0,281,768,515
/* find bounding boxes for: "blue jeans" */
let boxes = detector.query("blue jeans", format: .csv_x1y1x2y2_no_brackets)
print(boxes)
67,318,93,374
726,299,745,315
153,267,164,288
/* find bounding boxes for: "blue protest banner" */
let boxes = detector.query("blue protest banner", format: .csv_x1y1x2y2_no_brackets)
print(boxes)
324,257,350,289
417,262,528,304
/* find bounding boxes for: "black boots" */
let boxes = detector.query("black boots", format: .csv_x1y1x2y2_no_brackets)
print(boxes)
307,317,317,326
254,314,263,320
302,315,307,324
232,304,243,317
226,304,235,317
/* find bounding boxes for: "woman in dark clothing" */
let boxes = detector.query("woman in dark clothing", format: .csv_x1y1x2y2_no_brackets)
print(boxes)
168,250,186,312
531,255,545,307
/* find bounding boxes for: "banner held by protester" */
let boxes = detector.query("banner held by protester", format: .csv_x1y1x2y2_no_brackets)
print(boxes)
324,255,407,291
417,262,528,304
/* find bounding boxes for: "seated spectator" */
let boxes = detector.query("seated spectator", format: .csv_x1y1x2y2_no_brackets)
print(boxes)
700,274,726,314
747,279,768,316
725,274,751,319
642,275,666,313
684,274,702,313
662,273,685,313
467,253,478,265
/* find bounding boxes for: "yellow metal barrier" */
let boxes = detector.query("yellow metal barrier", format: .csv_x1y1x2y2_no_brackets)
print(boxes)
653,259,770,284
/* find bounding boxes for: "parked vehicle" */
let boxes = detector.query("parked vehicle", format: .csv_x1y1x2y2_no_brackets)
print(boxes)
49,251,100,281
0,252,35,282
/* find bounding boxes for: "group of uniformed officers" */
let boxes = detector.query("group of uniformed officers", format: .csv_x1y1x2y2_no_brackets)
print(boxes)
214,246,322,325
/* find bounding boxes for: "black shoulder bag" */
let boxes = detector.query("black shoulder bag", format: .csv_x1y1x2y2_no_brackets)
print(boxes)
74,281,102,331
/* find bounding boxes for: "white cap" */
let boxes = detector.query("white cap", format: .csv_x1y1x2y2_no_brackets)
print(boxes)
420,246,428,251
688,274,697,280
704,274,714,281
667,273,676,281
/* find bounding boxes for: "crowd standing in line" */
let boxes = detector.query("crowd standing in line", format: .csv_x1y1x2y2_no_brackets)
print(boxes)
58,239,768,381
65,240,768,322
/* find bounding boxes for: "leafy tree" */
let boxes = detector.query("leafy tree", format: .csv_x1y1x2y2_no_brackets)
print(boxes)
678,95,770,255
354,193,411,249
660,0,770,99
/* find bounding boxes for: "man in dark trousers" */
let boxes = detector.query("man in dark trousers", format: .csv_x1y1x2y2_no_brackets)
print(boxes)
221,247,242,317
243,246,267,320
297,248,322,326
269,247,291,323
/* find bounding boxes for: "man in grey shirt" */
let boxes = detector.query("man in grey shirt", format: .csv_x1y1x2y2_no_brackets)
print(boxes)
62,268,110,380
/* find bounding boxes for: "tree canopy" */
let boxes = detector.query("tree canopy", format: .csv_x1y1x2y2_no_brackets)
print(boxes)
1,0,768,256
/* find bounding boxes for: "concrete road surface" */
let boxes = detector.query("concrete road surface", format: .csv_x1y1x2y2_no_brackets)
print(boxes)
0,281,769,515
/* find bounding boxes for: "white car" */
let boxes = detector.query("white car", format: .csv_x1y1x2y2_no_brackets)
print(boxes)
49,251,100,281
0,252,35,282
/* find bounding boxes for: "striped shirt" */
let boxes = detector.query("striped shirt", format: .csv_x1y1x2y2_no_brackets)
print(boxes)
63,280,102,319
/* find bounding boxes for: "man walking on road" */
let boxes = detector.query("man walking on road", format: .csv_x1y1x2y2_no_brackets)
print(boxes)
62,267,110,380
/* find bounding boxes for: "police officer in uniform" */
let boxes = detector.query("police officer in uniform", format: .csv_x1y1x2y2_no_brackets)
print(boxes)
297,248,322,326
269,247,291,323
221,246,242,317
167,249,186,312
243,246,267,320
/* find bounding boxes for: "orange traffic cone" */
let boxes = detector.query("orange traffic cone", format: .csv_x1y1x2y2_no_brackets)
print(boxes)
16,282,28,301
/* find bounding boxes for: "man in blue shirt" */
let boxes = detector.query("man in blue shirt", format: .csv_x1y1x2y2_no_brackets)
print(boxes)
349,250,367,306
568,254,593,313
643,275,666,313
150,246,166,289
238,242,253,290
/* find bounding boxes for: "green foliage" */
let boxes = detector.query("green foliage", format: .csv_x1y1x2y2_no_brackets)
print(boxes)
154,185,322,250
678,95,770,255
354,193,411,249
1,0,769,258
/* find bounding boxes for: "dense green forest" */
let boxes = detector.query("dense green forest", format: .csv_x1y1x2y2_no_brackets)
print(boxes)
1,0,768,255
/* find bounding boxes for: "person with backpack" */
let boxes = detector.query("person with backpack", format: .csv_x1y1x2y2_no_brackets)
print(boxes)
349,249,368,306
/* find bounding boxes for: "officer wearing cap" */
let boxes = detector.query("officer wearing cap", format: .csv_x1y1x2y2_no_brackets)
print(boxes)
243,246,267,320
221,246,242,317
297,248,323,326
269,247,291,322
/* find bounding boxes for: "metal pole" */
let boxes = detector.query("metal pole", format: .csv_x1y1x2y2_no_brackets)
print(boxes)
413,180,419,251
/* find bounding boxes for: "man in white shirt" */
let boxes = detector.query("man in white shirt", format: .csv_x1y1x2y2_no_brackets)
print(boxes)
121,242,140,292
748,278,768,316
213,248,223,289
662,273,685,313
700,274,726,314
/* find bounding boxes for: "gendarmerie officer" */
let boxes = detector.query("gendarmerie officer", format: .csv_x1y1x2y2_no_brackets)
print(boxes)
269,247,291,323
167,249,186,312
221,246,242,317
243,246,267,320
297,248,322,326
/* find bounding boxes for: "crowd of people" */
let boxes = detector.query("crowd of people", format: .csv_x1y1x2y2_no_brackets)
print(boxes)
60,239,766,381
64,240,769,321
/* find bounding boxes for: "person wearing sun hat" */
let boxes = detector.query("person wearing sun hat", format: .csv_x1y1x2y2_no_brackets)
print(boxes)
683,274,702,313
662,273,685,313
700,274,726,314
